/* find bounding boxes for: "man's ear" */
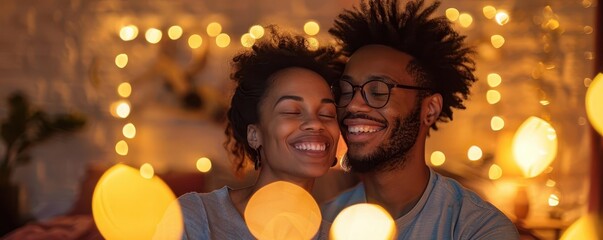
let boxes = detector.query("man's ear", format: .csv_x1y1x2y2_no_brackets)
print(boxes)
247,124,262,148
422,93,443,126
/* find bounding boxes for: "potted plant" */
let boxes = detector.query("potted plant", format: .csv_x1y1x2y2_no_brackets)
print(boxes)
0,92,86,235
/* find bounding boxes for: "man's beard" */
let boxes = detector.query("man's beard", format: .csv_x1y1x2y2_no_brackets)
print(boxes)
344,104,422,173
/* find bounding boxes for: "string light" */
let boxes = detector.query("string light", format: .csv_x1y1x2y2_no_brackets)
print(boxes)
482,6,497,19
303,21,320,36
188,34,203,49
145,28,162,44
458,13,473,28
216,33,231,48
249,25,265,39
168,25,183,40
240,33,255,48
445,8,460,21
206,22,222,37
430,151,446,166
115,54,128,68
119,25,138,41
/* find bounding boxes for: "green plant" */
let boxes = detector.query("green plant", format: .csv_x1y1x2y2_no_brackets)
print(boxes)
0,92,86,186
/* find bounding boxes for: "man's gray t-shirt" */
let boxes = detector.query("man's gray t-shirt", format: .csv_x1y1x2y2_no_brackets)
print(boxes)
320,169,519,239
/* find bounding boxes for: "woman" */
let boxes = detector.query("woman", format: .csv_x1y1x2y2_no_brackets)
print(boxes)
154,27,342,239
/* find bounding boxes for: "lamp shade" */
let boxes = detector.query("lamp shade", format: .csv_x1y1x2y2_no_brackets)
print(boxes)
512,116,558,178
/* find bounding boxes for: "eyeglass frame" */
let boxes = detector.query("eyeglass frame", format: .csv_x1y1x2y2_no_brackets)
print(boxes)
331,79,432,109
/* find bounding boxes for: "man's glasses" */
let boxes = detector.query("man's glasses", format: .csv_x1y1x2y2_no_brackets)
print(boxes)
332,79,431,109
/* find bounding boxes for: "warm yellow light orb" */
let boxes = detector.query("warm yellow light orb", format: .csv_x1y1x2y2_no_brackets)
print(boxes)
488,164,503,180
167,25,183,40
483,6,497,19
92,164,181,240
240,33,255,48
119,25,138,41
548,193,560,207
304,21,320,36
467,145,483,161
307,37,319,51
586,73,603,135
458,13,473,28
560,214,599,240
115,140,129,156
116,101,131,118
491,35,505,48
188,34,203,49
491,116,505,131
140,163,154,179
545,19,560,30
430,151,446,166
445,8,460,21
245,181,321,240
110,100,131,119
117,82,132,98
215,33,230,48
487,73,502,87
115,54,128,69
331,203,395,240
196,157,212,173
486,90,501,104
249,25,265,39
145,28,162,44
206,22,222,37
512,116,558,178
495,11,510,25
122,123,136,139
546,179,556,187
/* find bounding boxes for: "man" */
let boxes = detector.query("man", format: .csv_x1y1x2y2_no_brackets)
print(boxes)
321,0,519,239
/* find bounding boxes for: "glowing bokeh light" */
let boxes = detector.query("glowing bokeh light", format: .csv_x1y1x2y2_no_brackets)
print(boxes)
92,164,181,240
115,140,129,156
119,25,138,41
491,35,505,48
486,90,501,104
487,73,502,87
216,33,230,48
560,214,599,240
168,25,183,40
304,21,320,36
495,11,510,25
458,13,473,28
331,203,395,240
140,163,154,179
307,37,319,51
196,157,212,173
188,34,203,49
548,193,560,207
512,116,558,178
586,73,603,135
116,101,131,118
145,28,162,44
115,53,128,69
445,8,460,21
467,145,483,161
488,164,503,180
240,33,255,48
110,100,131,118
117,82,132,98
546,179,556,187
249,25,265,39
122,123,136,139
206,22,222,37
245,181,321,240
545,19,560,30
491,116,505,131
483,6,497,19
430,151,446,166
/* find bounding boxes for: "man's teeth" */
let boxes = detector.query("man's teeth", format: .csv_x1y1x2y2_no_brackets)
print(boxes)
294,143,326,151
348,126,381,133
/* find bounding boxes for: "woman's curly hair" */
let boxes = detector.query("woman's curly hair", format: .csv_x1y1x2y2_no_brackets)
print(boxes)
224,26,343,174
330,0,477,130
